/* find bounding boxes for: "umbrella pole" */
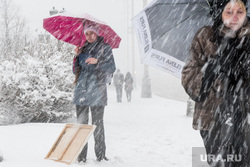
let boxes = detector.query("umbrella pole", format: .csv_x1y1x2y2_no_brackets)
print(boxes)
78,22,86,47
141,65,152,98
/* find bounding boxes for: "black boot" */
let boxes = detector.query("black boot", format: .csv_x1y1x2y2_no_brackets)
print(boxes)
96,156,109,162
77,157,86,163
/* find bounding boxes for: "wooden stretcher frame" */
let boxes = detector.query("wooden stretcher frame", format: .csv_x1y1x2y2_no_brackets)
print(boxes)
45,124,96,165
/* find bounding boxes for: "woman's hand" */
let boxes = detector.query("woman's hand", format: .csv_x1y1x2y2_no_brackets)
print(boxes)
85,57,98,64
74,46,81,55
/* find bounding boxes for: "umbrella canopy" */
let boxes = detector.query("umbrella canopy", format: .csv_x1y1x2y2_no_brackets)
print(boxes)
133,0,250,79
133,0,215,78
43,12,121,49
132,0,215,78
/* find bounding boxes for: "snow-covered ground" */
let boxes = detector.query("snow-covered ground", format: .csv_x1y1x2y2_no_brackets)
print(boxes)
0,88,206,167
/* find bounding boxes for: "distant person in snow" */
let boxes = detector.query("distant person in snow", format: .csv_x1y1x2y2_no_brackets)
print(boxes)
182,0,250,166
72,22,116,163
124,72,133,102
113,69,124,102
0,149,3,162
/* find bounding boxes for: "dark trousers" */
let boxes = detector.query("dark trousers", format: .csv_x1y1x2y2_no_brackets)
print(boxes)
115,86,122,102
76,105,106,160
125,90,132,102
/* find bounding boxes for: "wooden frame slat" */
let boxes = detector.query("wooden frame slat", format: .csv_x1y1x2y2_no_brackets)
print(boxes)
45,124,96,164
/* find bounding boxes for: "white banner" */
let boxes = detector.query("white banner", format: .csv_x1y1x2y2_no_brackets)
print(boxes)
143,49,185,79
132,12,152,60
132,5,185,79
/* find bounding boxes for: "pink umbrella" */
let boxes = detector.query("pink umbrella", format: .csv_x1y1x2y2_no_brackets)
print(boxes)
43,12,121,49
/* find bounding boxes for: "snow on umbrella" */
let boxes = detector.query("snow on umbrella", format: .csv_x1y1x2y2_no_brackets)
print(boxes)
132,0,214,79
43,12,121,49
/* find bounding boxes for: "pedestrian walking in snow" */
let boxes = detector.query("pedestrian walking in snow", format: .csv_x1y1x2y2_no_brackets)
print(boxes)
73,22,116,163
113,69,124,102
182,0,250,166
124,72,133,102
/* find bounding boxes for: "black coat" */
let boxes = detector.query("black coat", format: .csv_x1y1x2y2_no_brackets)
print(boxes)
124,72,133,92
113,72,124,87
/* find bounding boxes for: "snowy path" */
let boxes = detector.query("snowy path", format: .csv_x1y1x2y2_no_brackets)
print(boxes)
0,88,206,167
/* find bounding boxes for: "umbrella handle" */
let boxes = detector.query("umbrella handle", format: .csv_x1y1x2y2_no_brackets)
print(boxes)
205,0,211,8
78,21,86,47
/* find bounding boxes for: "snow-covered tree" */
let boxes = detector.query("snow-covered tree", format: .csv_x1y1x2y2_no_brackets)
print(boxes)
0,34,76,124
0,0,28,60
0,0,79,125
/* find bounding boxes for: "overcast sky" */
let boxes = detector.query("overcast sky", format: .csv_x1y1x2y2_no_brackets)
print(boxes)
14,0,144,35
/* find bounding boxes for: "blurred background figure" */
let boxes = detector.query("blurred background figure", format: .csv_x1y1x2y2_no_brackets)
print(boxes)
113,69,124,103
0,149,3,162
125,72,134,102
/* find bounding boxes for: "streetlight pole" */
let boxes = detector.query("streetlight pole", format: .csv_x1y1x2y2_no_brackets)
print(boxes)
126,0,130,72
141,0,152,98
131,0,136,88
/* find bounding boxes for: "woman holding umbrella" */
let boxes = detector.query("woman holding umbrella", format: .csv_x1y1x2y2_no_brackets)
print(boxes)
73,22,116,163
182,0,250,166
